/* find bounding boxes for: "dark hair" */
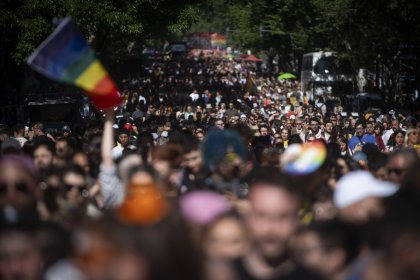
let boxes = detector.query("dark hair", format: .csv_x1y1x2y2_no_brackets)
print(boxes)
249,167,296,194
309,117,319,124
117,129,130,136
298,220,360,265
387,129,405,146
34,138,55,155
368,152,388,172
289,134,303,144
13,124,25,133
62,163,86,178
374,122,384,133
355,120,365,128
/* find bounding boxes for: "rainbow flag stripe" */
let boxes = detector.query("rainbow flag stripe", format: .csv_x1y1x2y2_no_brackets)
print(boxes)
245,71,257,94
27,17,122,109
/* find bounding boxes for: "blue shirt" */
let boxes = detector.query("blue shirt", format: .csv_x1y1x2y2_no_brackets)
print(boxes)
348,134,376,150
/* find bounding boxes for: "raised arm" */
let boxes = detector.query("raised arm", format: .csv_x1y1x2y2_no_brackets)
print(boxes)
99,108,125,208
102,109,115,167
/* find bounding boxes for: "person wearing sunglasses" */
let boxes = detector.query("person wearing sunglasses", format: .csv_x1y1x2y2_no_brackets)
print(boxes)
61,164,90,208
0,155,40,222
387,149,418,185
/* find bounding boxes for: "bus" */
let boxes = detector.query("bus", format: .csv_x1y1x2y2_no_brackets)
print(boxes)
301,52,355,102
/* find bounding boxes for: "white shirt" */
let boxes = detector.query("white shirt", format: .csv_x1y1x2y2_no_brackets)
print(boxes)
189,92,199,101
14,137,27,147
112,145,124,160
382,129,394,146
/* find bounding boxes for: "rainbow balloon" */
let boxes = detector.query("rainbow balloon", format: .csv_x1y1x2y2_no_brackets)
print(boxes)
282,140,327,175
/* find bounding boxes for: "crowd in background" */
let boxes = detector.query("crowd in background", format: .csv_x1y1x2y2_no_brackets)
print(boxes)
0,56,420,280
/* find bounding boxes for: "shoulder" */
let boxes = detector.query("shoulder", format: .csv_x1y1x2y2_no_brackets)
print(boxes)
349,136,358,142
277,264,325,280
231,258,257,280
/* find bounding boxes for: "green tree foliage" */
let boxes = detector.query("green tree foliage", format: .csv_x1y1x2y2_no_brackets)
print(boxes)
190,0,420,75
0,0,200,64
189,0,261,50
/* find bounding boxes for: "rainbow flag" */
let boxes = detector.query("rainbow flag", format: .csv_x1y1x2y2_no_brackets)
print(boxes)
27,17,122,109
245,71,258,94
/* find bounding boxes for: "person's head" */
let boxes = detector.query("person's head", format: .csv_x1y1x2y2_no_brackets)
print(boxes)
183,142,203,174
365,122,374,135
72,151,90,174
295,118,303,130
259,124,269,136
374,123,383,136
337,137,348,153
214,118,225,130
382,115,389,130
147,104,155,113
343,118,350,128
329,114,338,126
292,220,359,279
334,171,397,224
368,153,389,181
61,164,89,204
306,135,316,143
325,121,333,134
0,229,43,280
195,130,205,142
387,149,419,185
13,124,25,137
391,119,400,132
354,121,365,137
202,212,249,260
32,123,44,137
405,128,419,147
33,143,55,170
55,137,74,160
0,155,39,210
1,137,22,155
117,129,130,147
288,134,303,145
309,117,319,134
62,125,71,137
280,128,289,141
247,170,300,261
151,143,184,181
393,129,405,146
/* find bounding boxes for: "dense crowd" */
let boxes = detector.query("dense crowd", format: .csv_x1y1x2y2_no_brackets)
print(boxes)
0,56,420,280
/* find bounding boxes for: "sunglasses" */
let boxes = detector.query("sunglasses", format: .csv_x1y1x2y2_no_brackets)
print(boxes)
64,183,89,198
0,181,30,195
388,168,405,176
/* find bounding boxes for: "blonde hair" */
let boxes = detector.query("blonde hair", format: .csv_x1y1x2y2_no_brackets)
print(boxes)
404,128,419,146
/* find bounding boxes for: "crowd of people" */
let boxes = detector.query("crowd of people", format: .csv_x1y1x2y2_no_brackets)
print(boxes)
0,56,420,280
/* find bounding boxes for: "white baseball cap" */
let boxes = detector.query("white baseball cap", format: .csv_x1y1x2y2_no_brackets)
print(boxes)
334,171,398,209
